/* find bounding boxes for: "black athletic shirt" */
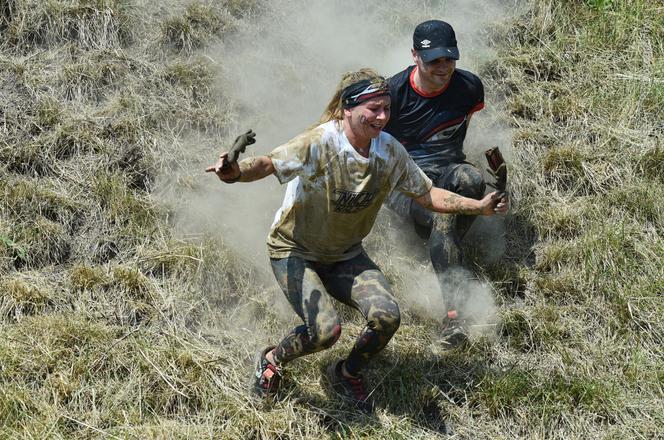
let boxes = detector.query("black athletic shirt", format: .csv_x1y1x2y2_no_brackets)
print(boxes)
384,65,484,170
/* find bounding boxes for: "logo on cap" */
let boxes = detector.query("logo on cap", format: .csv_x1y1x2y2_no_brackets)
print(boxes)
420,39,431,48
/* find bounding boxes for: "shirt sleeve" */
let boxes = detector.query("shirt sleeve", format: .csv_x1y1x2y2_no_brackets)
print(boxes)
268,129,320,184
390,143,433,198
469,75,485,114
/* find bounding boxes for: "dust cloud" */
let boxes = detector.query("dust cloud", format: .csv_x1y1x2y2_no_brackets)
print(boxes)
180,0,521,327
400,265,499,332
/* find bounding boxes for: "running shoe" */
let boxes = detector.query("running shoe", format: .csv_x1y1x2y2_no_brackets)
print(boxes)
325,359,374,413
253,346,281,396
439,317,469,348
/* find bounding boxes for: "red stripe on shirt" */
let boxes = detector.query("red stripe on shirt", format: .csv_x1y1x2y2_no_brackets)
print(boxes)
425,115,466,139
409,67,451,98
469,102,485,114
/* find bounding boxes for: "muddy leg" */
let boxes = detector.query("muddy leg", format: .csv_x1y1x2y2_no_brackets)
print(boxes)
322,253,400,376
270,257,342,365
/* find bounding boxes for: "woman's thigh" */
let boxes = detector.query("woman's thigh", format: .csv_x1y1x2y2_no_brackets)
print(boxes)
320,253,398,321
270,256,339,335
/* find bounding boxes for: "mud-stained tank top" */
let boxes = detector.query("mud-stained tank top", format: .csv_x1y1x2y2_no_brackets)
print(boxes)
267,120,432,263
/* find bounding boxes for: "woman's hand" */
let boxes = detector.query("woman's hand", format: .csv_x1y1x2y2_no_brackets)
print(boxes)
478,191,509,215
205,152,242,183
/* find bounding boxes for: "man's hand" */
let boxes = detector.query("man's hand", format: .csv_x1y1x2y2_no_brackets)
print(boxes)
205,152,241,183
478,191,509,215
485,147,507,193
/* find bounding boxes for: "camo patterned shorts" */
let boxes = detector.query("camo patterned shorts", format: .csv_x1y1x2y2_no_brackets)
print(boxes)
270,252,400,375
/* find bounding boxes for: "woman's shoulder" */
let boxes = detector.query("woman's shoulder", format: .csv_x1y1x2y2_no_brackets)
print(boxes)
317,120,349,148
305,120,338,141
375,130,408,159
286,123,330,146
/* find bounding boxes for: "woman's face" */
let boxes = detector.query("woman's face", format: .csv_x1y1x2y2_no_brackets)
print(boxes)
344,95,391,141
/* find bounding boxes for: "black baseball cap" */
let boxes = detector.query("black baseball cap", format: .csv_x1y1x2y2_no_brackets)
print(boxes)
413,20,460,61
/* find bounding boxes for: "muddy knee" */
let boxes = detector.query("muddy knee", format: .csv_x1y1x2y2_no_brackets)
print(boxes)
429,228,462,269
369,298,401,338
311,319,342,350
455,164,486,199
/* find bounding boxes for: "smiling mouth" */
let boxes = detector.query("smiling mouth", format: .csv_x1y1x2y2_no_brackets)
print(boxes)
364,119,384,130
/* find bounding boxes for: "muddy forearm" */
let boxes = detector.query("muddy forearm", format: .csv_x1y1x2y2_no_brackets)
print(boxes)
414,187,483,215
237,156,275,182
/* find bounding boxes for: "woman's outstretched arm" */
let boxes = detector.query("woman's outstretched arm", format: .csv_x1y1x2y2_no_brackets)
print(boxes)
413,187,508,216
205,154,275,183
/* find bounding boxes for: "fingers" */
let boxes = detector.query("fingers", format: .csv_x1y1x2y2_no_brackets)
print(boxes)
205,153,231,179
489,190,507,199
205,159,226,174
493,196,509,213
207,153,228,173
245,129,256,144
494,203,508,213
206,160,241,183
486,191,510,214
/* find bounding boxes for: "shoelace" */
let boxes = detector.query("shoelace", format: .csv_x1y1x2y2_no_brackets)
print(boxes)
346,376,368,401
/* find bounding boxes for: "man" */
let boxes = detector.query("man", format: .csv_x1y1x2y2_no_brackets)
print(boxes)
384,20,491,347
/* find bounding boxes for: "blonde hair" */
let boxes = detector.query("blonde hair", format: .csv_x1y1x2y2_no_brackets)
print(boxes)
317,68,386,125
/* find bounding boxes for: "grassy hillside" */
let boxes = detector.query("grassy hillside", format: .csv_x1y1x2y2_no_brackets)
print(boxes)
1,0,662,439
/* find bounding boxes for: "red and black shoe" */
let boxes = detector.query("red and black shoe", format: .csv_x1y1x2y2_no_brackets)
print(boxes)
440,310,469,349
253,346,281,396
326,359,374,413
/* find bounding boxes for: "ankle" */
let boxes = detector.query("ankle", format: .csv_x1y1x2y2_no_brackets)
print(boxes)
265,349,278,367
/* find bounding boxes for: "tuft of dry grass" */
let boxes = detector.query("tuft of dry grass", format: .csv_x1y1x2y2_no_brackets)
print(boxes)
160,2,236,53
1,0,133,52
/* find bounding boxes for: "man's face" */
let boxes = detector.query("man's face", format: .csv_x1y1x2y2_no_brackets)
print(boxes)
344,95,391,140
412,49,456,89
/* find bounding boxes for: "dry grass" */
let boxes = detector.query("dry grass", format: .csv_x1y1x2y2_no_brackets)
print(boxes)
1,0,663,439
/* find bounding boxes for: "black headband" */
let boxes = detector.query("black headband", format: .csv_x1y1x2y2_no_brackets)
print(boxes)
341,79,390,109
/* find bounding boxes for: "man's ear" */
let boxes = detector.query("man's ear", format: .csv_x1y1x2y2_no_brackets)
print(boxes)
343,108,352,119
411,48,418,64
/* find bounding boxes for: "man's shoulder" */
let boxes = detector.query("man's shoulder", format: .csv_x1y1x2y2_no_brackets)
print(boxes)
387,65,415,89
453,68,483,91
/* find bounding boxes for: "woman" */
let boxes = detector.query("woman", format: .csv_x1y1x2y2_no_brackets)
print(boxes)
206,68,507,412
